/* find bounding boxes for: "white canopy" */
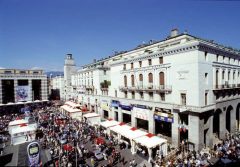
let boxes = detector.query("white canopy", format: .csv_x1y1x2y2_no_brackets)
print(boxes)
134,134,167,149
100,120,119,129
9,119,28,126
11,125,36,135
110,124,131,136
123,129,147,140
61,105,81,113
65,101,81,108
83,113,100,118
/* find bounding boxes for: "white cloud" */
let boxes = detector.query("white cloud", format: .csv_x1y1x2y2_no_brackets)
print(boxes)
31,66,42,70
0,67,5,69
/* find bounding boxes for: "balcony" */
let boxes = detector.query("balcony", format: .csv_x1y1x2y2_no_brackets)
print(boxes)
86,85,94,90
119,85,172,92
213,84,240,91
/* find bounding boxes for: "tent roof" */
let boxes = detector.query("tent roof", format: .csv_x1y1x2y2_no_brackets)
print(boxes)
65,101,81,108
134,134,167,148
83,113,100,118
61,105,81,113
100,120,119,128
9,119,28,126
11,125,36,134
110,124,131,135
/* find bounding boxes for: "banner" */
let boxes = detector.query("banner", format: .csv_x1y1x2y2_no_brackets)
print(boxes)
133,107,149,120
16,86,30,102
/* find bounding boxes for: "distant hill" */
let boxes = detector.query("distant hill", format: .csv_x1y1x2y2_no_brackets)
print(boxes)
45,71,64,78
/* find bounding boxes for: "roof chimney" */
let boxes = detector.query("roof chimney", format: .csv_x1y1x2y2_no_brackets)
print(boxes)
170,28,179,37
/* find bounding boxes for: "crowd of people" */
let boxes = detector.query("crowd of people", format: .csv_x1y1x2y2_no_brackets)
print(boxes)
34,105,142,167
1,102,240,166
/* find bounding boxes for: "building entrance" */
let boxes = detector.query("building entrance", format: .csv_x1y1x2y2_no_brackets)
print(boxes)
136,118,148,131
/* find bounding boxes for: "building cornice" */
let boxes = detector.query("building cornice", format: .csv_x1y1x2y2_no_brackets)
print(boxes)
111,41,200,66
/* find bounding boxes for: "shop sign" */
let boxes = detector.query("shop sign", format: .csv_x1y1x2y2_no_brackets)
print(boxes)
133,107,149,120
111,100,120,107
154,115,174,123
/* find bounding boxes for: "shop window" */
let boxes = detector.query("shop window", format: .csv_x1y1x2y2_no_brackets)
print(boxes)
216,54,219,62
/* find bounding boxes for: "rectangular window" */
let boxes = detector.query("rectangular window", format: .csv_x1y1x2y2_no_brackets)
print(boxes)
131,63,134,69
149,92,153,100
148,59,152,66
205,73,208,84
104,70,106,75
181,93,186,105
139,61,142,68
216,54,219,62
4,71,12,74
140,92,144,99
160,93,165,101
204,52,208,61
115,90,117,97
123,64,126,70
124,91,128,98
205,92,208,105
159,57,163,64
132,92,135,99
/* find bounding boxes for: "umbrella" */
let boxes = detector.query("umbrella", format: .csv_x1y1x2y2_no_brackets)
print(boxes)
63,144,73,152
95,137,105,145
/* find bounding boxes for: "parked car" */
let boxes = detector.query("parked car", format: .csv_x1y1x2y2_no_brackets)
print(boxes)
94,150,104,161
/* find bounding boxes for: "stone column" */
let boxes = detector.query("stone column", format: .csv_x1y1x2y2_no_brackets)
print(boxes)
28,79,32,101
148,109,155,133
188,114,204,151
206,115,213,147
14,79,18,103
219,110,226,139
131,110,137,127
41,78,48,100
171,110,180,147
118,108,123,122
0,80,2,104
231,106,236,133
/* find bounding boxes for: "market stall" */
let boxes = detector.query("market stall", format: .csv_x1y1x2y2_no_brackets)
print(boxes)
134,133,168,162
83,113,101,126
8,119,28,134
99,120,119,134
10,125,37,145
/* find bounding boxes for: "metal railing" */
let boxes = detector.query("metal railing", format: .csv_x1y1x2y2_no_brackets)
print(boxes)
119,85,172,92
213,84,240,90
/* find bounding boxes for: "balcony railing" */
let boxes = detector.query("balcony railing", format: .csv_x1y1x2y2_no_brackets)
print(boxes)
86,85,94,89
119,85,172,92
213,84,240,90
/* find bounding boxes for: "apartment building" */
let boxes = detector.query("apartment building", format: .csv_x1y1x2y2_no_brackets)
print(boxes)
68,29,240,151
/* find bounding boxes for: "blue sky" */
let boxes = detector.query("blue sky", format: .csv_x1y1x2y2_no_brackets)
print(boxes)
0,0,240,71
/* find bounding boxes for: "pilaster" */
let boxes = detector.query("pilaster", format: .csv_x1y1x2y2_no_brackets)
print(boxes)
171,110,180,147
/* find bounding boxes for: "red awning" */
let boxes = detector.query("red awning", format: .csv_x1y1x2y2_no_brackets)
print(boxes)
119,122,126,126
146,133,155,138
130,127,137,131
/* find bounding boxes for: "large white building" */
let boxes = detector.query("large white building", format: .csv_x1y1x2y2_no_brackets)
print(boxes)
67,29,240,151
0,69,48,104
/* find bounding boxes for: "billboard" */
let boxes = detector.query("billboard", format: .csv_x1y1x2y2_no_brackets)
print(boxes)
16,86,30,102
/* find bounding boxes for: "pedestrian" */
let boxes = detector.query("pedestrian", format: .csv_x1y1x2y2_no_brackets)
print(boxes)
91,157,95,167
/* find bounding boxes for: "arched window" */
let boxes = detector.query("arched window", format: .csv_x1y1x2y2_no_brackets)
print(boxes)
159,72,165,85
139,74,143,82
124,75,127,87
131,75,135,87
148,73,153,83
